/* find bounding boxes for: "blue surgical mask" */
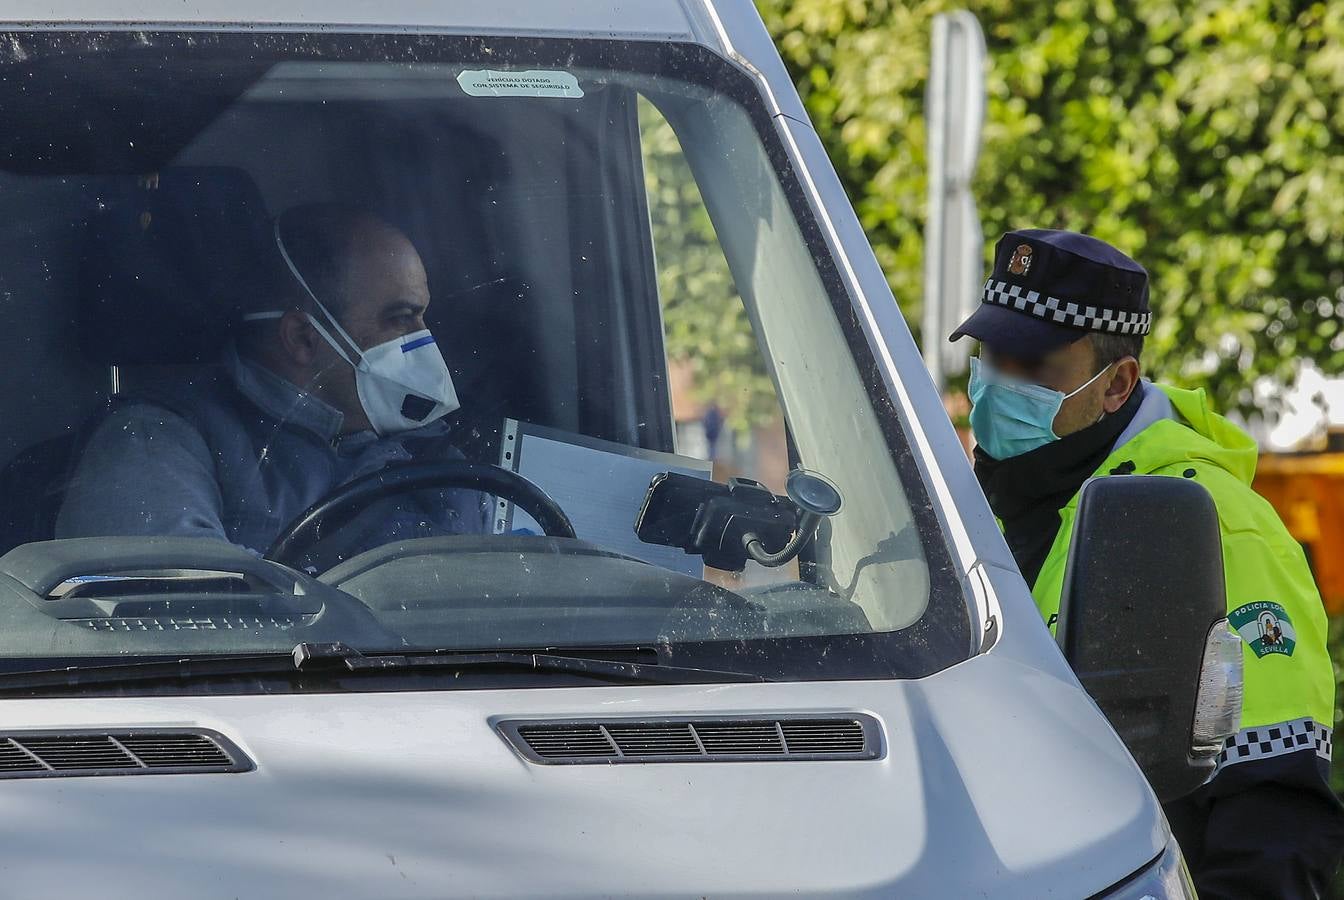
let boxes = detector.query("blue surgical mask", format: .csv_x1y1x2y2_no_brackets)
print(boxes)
968,356,1112,460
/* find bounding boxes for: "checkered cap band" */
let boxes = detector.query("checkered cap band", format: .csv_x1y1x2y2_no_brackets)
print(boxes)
982,279,1152,336
1215,717,1332,771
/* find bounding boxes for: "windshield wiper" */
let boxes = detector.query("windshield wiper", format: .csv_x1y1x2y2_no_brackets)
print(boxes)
0,642,767,692
293,642,768,684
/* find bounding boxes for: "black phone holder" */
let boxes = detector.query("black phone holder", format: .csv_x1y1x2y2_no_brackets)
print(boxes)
635,470,843,572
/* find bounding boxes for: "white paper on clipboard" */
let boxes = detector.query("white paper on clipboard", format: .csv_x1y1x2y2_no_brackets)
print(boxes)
495,420,712,577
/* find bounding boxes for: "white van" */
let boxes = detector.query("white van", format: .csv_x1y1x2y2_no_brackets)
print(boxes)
0,2,1234,897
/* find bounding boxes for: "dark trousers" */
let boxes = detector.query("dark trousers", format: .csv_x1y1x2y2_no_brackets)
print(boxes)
1164,753,1344,899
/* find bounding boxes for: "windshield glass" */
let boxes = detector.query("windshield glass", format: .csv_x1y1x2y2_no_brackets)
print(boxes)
0,32,970,689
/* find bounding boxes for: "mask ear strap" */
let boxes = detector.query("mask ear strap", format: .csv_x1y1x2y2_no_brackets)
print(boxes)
272,215,366,369
1064,359,1115,401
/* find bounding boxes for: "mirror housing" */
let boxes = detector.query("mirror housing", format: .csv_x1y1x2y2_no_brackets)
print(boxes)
1058,475,1241,802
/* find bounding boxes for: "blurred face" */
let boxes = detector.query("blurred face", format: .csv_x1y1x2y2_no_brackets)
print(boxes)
981,336,1132,438
303,225,432,432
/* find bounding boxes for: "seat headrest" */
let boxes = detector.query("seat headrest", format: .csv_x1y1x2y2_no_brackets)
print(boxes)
78,166,274,365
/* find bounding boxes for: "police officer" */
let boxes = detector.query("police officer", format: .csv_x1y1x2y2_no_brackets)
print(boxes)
950,229,1344,899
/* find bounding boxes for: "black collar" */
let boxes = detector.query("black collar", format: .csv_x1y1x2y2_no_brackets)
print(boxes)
973,388,1142,586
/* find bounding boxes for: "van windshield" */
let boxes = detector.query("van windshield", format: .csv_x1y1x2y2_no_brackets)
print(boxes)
0,32,971,689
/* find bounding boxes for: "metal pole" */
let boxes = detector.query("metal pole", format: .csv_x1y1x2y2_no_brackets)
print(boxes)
921,11,986,390
922,14,950,392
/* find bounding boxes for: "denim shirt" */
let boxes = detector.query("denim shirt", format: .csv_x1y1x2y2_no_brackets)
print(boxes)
55,345,489,560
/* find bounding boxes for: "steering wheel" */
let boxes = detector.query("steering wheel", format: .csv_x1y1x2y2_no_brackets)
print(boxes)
266,461,577,568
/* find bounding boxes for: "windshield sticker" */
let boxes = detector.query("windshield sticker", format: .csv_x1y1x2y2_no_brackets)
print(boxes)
456,69,584,99
1229,601,1296,658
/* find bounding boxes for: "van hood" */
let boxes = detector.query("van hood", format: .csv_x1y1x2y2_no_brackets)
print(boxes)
0,651,1163,898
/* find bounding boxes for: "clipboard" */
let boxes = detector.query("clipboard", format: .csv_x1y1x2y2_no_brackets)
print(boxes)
495,419,712,577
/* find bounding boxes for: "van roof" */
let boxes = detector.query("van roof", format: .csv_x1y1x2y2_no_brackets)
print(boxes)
0,0,806,119
1,0,701,38
0,0,809,120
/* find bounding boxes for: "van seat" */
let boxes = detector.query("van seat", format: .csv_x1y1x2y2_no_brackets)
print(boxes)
0,431,85,555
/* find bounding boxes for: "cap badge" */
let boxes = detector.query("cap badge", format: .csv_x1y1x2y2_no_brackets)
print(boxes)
1008,243,1033,275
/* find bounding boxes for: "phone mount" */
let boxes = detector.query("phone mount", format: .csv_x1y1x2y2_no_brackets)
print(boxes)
634,469,843,572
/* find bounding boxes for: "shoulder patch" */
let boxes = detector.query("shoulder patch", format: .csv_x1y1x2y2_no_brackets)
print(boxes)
1229,601,1295,658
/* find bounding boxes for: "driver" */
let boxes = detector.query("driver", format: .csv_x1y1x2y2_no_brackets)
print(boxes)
56,203,489,559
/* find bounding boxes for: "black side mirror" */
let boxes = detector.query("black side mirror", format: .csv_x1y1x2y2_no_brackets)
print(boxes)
1058,475,1241,802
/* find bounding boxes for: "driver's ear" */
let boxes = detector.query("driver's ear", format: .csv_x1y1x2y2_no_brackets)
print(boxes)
278,310,321,367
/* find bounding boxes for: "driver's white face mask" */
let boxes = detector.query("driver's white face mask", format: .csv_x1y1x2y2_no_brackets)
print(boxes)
243,220,460,436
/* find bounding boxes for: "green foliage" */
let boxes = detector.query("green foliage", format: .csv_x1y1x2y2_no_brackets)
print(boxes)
640,99,779,429
755,0,1344,415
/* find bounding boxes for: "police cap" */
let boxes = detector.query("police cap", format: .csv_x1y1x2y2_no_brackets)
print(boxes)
950,229,1151,357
